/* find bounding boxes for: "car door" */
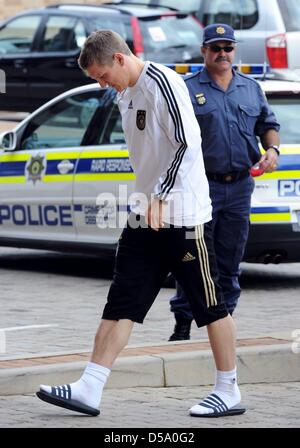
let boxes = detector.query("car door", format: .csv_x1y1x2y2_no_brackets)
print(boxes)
0,14,43,111
0,88,103,244
249,87,300,245
73,90,135,246
27,14,88,108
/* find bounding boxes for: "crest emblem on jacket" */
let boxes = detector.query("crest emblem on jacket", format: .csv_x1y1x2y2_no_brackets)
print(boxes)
136,110,146,130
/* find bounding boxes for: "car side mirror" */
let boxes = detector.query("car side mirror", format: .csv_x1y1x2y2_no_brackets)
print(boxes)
0,131,17,151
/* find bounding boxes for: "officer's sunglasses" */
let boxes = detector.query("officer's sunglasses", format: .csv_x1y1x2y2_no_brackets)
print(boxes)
206,45,235,53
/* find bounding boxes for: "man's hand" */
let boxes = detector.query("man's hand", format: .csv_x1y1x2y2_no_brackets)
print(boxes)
259,148,279,173
145,197,165,231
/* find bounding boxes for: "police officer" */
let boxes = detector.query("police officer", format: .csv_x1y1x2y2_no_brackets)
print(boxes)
169,23,280,341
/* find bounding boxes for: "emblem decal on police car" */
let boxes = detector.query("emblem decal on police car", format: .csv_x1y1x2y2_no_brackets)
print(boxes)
136,110,146,130
26,154,46,184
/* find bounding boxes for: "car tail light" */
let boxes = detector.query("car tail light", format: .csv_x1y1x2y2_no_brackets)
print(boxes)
131,17,145,60
266,34,288,69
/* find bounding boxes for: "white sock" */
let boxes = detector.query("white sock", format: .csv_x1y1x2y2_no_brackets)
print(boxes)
189,367,241,415
40,362,110,410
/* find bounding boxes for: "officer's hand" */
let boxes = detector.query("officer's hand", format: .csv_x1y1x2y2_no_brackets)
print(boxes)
145,198,165,231
260,148,279,173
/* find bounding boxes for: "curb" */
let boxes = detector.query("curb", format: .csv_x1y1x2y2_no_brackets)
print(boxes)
0,342,299,395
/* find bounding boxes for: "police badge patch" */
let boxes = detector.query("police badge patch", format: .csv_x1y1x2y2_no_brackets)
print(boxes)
216,26,226,35
136,110,146,130
195,93,206,105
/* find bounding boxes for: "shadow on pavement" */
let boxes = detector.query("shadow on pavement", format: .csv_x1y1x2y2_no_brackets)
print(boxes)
240,264,300,289
0,251,114,280
0,250,300,289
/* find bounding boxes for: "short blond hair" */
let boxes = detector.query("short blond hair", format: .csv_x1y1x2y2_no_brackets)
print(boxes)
78,30,131,70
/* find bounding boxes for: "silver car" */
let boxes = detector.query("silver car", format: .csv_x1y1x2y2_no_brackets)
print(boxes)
118,0,300,80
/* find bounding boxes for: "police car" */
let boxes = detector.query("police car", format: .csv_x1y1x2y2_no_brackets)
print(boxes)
0,66,300,263
243,77,300,263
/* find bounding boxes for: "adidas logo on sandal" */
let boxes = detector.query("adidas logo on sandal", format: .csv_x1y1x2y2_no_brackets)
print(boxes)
182,252,196,262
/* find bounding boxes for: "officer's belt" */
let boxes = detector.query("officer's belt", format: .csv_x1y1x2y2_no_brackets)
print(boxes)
206,170,249,183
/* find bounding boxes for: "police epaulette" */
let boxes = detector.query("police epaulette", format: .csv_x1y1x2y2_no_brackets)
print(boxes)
184,71,201,82
235,70,260,84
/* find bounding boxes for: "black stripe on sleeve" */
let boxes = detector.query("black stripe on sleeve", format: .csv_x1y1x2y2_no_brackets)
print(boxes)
147,64,188,198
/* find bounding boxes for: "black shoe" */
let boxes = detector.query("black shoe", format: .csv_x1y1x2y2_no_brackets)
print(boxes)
168,313,192,341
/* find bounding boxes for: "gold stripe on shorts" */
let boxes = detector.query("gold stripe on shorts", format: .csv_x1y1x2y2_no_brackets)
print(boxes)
195,224,217,307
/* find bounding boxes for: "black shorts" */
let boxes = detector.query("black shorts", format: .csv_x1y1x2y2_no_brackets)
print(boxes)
102,214,228,328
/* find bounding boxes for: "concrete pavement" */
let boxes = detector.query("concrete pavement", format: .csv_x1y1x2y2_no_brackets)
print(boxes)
0,336,299,396
0,249,300,427
1,382,299,428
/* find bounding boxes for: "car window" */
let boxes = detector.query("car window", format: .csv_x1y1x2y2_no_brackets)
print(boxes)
197,0,258,30
41,15,82,52
0,15,41,54
267,96,300,144
100,103,125,145
19,90,108,150
89,16,128,40
159,0,200,11
139,15,203,51
74,20,86,48
277,0,300,32
117,0,201,13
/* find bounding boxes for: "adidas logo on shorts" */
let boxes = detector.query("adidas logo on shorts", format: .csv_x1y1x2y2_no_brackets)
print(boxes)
182,252,196,262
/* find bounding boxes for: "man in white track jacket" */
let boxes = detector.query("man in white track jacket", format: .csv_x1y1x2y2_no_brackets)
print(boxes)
36,30,245,419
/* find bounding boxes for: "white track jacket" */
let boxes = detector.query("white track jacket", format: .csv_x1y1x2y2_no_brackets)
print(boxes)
117,61,212,226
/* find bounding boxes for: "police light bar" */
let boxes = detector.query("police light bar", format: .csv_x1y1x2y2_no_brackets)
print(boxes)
166,63,270,77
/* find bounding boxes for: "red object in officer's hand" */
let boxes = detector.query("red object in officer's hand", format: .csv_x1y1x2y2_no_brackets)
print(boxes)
250,160,269,177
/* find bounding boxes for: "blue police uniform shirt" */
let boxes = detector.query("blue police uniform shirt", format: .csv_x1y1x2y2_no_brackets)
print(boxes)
184,67,280,173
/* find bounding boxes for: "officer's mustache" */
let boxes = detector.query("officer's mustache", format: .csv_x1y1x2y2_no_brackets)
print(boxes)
215,56,230,62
